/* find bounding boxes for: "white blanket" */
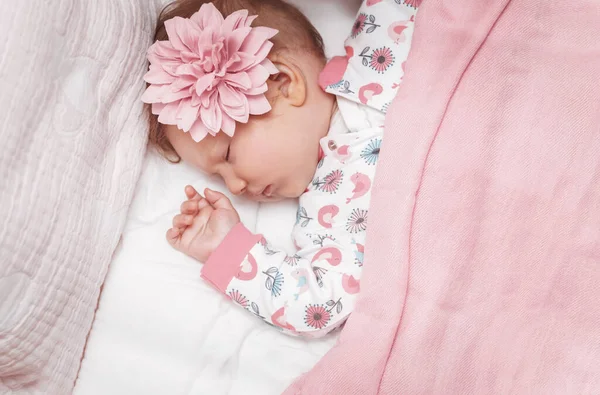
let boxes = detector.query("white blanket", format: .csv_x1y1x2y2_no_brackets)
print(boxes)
73,1,361,394
0,0,158,393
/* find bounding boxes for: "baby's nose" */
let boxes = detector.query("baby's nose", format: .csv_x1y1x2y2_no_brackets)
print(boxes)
227,178,247,196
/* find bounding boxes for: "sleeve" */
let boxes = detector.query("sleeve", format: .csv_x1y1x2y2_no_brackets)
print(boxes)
201,125,382,338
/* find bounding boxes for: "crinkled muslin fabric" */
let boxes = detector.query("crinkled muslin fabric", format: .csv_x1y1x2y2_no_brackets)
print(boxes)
0,0,159,392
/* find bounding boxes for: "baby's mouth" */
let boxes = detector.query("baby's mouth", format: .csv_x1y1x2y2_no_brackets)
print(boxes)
262,184,274,197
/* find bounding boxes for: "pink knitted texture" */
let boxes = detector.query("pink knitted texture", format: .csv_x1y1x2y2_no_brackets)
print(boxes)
285,0,600,393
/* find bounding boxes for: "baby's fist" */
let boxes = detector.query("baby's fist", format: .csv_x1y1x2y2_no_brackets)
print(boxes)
167,186,240,263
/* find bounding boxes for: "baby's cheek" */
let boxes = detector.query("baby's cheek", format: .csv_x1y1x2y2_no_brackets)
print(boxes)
251,141,282,164
239,143,279,177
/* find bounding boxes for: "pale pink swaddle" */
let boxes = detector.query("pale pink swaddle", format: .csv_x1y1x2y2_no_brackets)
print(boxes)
286,0,600,393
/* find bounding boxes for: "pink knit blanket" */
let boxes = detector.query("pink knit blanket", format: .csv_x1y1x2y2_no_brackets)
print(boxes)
285,0,600,393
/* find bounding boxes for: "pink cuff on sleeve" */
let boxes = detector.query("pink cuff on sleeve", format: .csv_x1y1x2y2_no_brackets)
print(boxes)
201,223,262,293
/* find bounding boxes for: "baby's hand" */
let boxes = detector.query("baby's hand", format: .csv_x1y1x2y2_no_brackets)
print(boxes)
167,186,240,263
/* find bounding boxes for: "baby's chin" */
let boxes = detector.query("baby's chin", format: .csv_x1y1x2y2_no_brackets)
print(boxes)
246,189,302,203
246,194,285,203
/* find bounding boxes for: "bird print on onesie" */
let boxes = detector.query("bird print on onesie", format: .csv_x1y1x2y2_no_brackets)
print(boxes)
347,173,371,204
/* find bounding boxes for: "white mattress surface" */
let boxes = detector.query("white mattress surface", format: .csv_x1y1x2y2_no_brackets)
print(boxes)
74,1,361,394
74,152,337,395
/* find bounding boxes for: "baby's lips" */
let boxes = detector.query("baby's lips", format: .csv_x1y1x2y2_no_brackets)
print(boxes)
262,185,273,197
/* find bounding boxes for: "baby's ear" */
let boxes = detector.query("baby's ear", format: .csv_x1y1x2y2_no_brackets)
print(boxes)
267,59,306,107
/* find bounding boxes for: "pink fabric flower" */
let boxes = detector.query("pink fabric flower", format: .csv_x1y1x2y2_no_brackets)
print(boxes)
369,47,394,73
141,3,279,142
304,305,331,329
320,169,344,193
351,13,367,38
228,289,249,308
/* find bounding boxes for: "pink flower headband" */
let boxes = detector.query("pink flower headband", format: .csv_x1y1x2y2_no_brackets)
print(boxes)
142,3,279,142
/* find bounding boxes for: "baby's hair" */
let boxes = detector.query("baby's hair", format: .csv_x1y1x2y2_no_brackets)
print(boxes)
147,0,326,162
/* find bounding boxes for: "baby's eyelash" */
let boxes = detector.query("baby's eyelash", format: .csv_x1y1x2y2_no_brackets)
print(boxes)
225,144,230,162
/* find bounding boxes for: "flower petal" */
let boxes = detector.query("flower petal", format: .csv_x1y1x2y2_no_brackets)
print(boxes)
243,15,258,28
175,20,202,52
164,17,189,51
141,84,167,103
195,73,215,96
224,72,251,90
252,41,274,65
174,63,197,77
157,101,179,125
222,94,249,123
175,98,199,132
243,82,268,96
220,113,236,136
227,52,257,73
161,86,191,103
170,74,197,92
191,2,224,30
180,50,200,64
247,94,271,115
218,83,245,108
151,41,180,61
189,120,210,142
226,26,251,58
151,102,166,115
200,95,222,134
246,64,270,88
260,59,279,75
200,88,217,108
212,103,223,135
144,66,175,84
240,27,278,56
221,9,249,33
225,53,241,69
191,93,202,107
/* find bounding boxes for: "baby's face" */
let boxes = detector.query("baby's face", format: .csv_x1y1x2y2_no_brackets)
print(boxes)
166,86,335,202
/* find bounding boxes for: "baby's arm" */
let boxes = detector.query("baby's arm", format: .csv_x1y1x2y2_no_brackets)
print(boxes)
167,186,361,337
202,222,363,337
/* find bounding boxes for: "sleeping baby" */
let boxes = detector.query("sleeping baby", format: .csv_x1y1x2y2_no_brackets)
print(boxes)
143,0,417,336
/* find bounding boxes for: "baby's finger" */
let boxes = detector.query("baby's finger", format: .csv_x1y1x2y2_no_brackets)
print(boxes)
173,213,193,228
198,198,210,210
166,227,180,244
195,203,213,227
181,200,199,215
185,185,202,201
204,188,234,210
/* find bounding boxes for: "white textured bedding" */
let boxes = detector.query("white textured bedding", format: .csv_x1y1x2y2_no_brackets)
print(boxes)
0,0,157,393
73,1,360,394
74,152,336,395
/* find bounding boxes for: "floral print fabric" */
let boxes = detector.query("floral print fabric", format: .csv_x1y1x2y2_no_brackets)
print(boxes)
318,0,419,113
222,99,386,336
